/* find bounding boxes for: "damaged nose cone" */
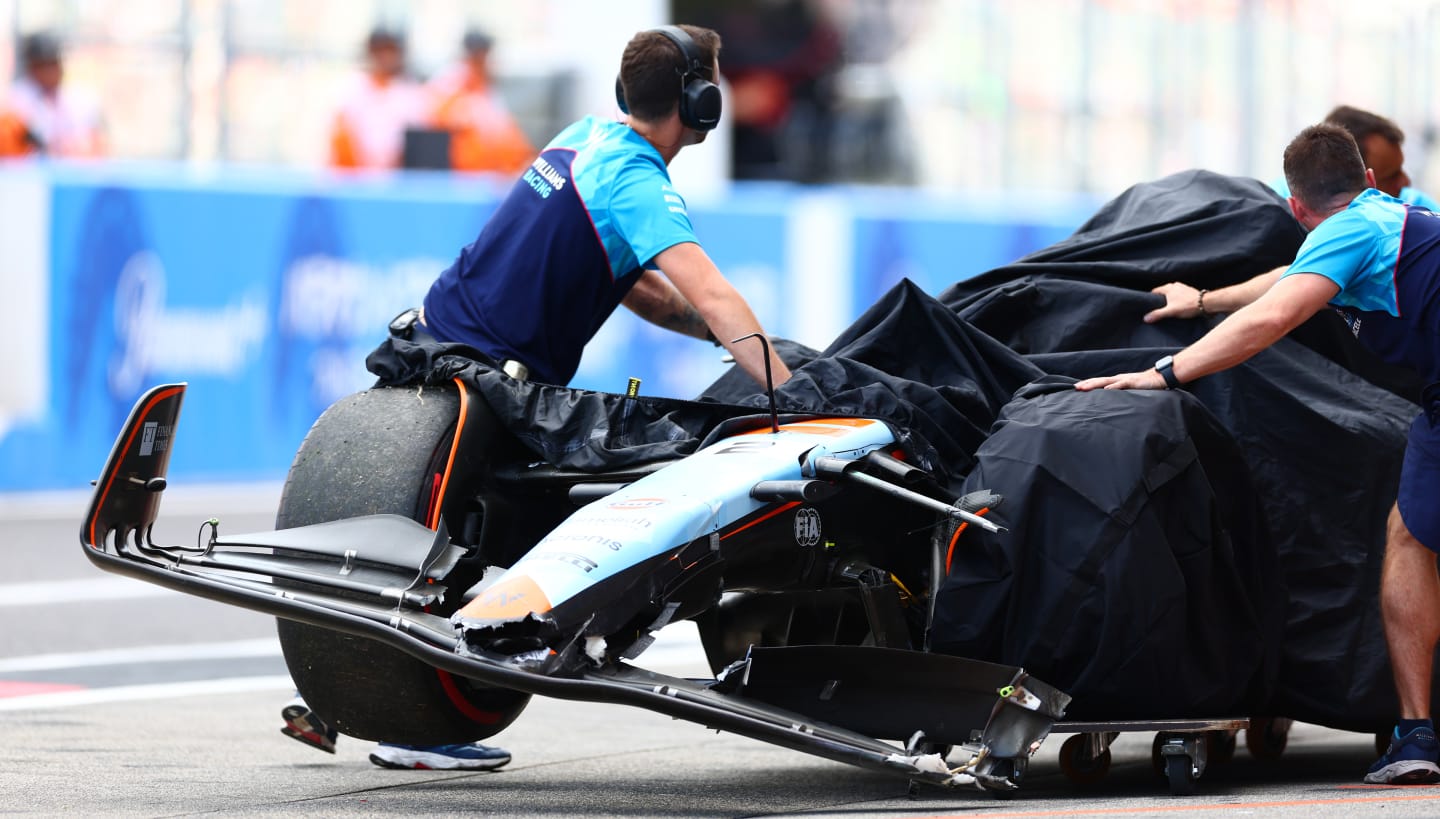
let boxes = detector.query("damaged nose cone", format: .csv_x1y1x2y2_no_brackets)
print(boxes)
451,576,562,664
455,574,553,622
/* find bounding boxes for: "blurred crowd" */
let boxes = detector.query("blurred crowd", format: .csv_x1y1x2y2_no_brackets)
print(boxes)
0,24,538,175
327,26,533,173
3,1,1434,193
0,21,601,175
1,0,910,183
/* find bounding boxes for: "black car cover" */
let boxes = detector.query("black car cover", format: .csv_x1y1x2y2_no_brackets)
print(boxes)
366,168,1415,731
941,169,1424,402
941,171,1418,732
368,279,1044,485
932,379,1282,721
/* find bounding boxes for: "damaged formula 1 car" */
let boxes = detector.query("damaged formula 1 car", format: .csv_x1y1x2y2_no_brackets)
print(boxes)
81,169,1411,797
81,374,1070,793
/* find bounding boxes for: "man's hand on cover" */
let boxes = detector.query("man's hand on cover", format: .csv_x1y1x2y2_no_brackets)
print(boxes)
1079,273,1336,394
1144,281,1206,323
1074,368,1168,392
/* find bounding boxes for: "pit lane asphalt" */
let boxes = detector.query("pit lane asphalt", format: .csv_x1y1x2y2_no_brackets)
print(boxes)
4,488,1438,818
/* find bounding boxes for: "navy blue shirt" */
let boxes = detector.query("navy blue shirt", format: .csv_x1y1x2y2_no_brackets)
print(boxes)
423,116,699,384
1285,189,1440,381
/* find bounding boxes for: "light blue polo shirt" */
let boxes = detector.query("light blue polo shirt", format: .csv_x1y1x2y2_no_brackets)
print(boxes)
1284,189,1440,380
424,116,698,384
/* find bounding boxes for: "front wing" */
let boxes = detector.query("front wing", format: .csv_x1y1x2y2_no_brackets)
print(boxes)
79,383,1070,790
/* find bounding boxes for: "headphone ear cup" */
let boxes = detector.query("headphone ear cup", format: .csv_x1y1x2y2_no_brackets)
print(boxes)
614,75,629,115
680,79,722,131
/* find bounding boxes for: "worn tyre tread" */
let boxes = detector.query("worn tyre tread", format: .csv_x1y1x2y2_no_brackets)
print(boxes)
276,385,527,744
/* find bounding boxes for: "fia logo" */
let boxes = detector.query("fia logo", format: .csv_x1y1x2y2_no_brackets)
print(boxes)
794,507,822,547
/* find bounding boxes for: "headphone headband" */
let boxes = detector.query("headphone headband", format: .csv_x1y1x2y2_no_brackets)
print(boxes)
652,25,705,83
615,25,722,131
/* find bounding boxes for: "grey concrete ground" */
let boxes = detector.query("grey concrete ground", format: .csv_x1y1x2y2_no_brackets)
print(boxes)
4,488,1440,817
1,688,1431,818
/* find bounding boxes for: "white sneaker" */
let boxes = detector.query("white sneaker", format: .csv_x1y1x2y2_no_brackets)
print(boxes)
369,742,512,771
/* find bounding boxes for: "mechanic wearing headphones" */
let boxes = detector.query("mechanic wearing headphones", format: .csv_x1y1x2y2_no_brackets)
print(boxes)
285,25,790,771
414,23,791,389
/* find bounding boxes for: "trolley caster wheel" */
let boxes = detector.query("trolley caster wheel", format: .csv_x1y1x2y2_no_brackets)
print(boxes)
1058,734,1112,785
1207,729,1237,767
1164,753,1198,796
1152,732,1205,794
1246,717,1291,761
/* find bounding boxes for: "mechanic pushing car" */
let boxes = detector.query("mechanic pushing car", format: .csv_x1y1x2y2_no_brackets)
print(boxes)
1076,123,1440,786
401,23,790,390
284,22,791,771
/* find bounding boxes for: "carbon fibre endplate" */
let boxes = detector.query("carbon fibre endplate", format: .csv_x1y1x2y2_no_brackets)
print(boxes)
82,383,186,552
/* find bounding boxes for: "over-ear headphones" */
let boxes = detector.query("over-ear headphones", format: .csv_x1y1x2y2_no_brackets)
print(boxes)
614,25,722,131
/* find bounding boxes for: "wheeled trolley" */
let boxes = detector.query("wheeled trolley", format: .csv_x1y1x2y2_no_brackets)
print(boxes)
1051,717,1293,795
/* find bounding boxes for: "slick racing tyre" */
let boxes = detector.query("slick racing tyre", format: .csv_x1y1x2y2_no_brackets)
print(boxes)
275,383,529,745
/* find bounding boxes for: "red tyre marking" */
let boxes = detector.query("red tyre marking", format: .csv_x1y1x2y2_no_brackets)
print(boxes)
435,668,505,725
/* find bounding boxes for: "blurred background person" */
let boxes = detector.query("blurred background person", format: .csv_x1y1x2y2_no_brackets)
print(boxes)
1,31,103,158
1270,106,1438,210
329,27,427,170
427,30,535,176
1323,106,1437,209
676,0,843,182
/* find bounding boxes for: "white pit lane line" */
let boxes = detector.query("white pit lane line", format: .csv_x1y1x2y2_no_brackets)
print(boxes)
0,676,299,711
0,576,190,607
0,625,709,711
0,638,290,711
0,638,284,673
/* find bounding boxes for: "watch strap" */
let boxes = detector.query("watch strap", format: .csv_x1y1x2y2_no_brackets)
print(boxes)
1155,355,1181,389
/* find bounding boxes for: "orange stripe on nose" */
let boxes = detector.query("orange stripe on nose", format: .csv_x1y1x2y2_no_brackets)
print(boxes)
455,575,552,621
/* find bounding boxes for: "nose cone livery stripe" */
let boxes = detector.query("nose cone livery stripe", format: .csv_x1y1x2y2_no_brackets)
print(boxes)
464,418,895,624
457,574,552,621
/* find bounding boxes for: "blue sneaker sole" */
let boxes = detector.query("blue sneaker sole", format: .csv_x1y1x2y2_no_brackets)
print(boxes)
1364,759,1440,785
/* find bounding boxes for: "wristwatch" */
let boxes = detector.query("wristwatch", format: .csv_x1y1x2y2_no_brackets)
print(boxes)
1154,355,1181,389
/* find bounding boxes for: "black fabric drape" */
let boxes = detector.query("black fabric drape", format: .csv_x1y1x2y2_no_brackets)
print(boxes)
366,169,1415,730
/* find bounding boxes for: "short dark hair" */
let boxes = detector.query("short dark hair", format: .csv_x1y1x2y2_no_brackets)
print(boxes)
1324,105,1405,152
462,30,493,54
367,27,404,52
1283,123,1368,209
618,24,720,123
21,32,61,65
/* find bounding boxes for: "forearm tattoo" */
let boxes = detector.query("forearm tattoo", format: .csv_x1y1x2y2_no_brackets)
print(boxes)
661,301,711,340
626,274,715,340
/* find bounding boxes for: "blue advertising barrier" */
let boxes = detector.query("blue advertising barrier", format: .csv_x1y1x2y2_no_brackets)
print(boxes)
0,163,1095,492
